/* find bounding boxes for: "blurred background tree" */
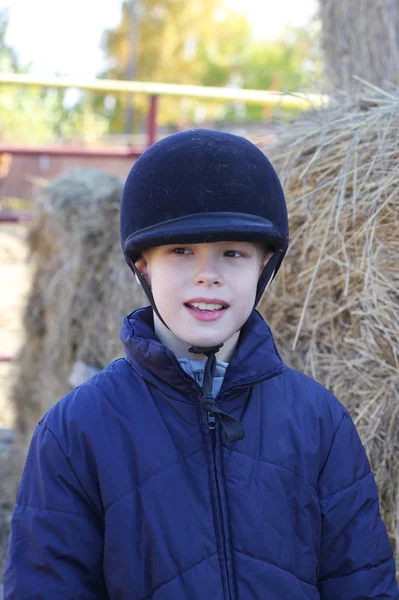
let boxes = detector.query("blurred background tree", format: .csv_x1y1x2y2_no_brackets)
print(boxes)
98,0,322,131
0,9,108,144
0,9,56,143
0,1,323,142
0,9,20,73
319,0,399,92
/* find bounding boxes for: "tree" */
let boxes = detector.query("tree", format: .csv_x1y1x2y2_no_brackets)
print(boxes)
0,9,23,72
0,12,108,144
99,0,254,129
319,0,399,91
233,25,323,121
100,1,323,130
0,11,55,143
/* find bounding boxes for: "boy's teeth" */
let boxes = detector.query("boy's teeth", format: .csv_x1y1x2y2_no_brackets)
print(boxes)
189,302,224,311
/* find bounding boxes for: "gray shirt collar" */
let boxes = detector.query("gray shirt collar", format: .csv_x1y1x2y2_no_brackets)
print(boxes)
178,357,229,398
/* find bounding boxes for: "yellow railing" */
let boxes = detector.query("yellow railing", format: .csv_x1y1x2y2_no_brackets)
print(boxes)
0,73,327,110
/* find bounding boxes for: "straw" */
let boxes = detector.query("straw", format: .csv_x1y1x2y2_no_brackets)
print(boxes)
257,84,399,559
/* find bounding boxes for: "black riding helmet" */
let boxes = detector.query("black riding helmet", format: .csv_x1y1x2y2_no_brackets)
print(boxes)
120,129,289,442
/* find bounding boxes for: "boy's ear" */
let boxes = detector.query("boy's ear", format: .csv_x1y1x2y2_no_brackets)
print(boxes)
135,254,151,284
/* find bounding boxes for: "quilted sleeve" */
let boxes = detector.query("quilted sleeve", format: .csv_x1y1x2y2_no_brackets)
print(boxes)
3,423,108,599
317,410,399,599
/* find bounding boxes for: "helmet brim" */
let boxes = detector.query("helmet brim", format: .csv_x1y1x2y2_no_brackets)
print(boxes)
122,211,285,263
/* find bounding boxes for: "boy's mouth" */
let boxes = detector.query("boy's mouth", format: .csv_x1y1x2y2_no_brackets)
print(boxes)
185,302,228,312
184,298,229,321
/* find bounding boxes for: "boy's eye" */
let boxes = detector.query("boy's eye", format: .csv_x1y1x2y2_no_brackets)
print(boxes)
171,247,191,254
169,247,244,257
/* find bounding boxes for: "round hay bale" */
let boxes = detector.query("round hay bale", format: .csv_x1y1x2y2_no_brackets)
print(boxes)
12,168,145,445
256,86,399,559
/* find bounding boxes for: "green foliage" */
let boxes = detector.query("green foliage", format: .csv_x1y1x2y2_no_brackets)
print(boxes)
0,84,109,145
0,10,54,142
0,3,323,141
239,25,324,120
0,11,109,144
1,88,57,143
99,1,322,130
100,0,247,129
0,9,20,72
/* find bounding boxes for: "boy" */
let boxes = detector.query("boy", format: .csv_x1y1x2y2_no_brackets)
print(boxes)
4,129,398,599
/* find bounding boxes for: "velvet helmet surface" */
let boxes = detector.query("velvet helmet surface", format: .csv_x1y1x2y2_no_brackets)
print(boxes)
120,128,289,308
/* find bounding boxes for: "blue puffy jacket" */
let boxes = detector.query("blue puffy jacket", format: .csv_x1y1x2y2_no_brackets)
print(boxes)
4,307,398,599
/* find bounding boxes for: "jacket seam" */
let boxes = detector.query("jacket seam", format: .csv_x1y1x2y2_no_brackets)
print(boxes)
38,423,103,520
104,448,204,513
139,551,218,600
317,411,346,479
232,547,315,587
232,448,318,495
319,470,372,502
12,502,96,522
318,553,394,582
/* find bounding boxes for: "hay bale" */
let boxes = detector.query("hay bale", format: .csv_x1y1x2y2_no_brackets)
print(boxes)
12,168,145,445
257,85,399,559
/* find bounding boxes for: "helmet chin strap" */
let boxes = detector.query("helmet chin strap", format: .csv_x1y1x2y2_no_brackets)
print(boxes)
254,248,282,307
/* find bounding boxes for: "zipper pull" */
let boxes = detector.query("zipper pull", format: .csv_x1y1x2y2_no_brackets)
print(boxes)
208,411,216,430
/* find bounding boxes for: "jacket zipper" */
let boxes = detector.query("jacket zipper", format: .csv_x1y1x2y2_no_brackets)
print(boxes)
208,411,233,599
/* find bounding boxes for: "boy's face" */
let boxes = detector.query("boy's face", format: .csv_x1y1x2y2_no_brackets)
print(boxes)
136,241,272,356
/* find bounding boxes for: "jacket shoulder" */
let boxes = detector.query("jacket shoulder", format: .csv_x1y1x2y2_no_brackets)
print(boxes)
34,358,142,514
278,365,350,438
40,358,137,441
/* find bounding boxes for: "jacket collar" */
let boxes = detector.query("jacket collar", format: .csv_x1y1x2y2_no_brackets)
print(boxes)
120,306,284,401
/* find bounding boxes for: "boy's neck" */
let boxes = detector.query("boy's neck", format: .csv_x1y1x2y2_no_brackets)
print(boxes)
153,313,239,362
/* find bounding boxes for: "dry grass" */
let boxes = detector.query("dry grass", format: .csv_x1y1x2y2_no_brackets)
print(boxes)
257,83,399,559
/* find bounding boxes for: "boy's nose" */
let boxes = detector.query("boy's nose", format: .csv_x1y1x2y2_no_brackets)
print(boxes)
193,258,223,286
